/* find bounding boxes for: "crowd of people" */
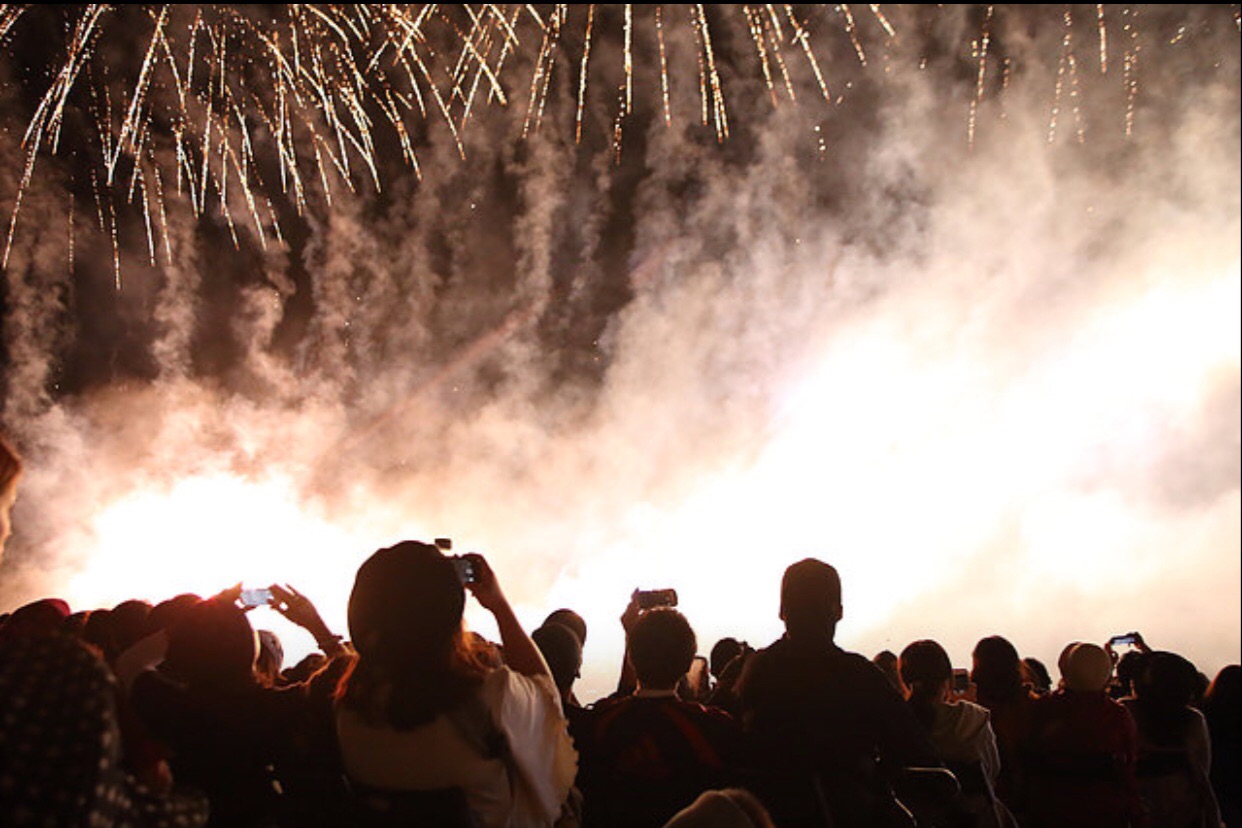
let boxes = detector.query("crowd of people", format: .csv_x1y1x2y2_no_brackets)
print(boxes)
0,436,1239,828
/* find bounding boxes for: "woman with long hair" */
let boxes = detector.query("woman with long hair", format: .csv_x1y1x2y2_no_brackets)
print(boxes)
335,541,576,827
901,639,1016,828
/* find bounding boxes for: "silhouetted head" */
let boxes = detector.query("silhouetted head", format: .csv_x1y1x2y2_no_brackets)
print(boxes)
710,637,745,680
1022,656,1053,694
109,600,153,655
1061,642,1113,692
971,635,1026,704
627,607,697,691
164,598,258,688
873,650,907,694
1114,649,1150,697
532,622,583,698
1136,651,1199,709
146,593,202,636
542,608,587,647
900,640,953,694
348,540,465,665
779,559,842,638
0,598,70,641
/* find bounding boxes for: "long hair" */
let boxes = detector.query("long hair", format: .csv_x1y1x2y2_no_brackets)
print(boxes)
972,635,1027,706
337,541,490,729
901,639,953,731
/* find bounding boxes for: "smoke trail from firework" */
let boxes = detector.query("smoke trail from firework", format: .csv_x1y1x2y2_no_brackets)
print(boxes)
0,6,1238,700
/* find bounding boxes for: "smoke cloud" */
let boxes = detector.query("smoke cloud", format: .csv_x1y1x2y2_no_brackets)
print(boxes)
1,6,1238,700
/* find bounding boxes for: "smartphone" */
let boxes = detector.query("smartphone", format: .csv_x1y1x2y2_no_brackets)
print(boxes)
239,588,272,608
634,588,678,609
451,555,477,585
1108,633,1138,648
952,668,970,694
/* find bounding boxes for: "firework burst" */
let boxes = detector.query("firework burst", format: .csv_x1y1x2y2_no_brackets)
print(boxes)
0,5,1237,280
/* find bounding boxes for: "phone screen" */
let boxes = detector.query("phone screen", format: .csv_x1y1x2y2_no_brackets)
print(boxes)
240,588,272,608
452,557,477,584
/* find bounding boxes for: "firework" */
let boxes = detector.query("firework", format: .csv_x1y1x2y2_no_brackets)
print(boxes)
0,5,1236,279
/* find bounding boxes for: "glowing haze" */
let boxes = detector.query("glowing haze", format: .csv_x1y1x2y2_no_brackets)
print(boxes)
1,6,1238,702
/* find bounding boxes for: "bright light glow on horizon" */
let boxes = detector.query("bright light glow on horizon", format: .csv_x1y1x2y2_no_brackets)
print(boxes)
55,259,1240,703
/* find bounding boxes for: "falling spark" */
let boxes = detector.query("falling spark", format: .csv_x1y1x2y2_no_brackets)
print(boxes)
0,4,1233,278
838,4,868,66
744,4,781,109
868,4,896,39
656,4,672,126
784,4,832,103
969,5,993,149
1123,6,1141,138
1097,3,1108,74
576,5,597,144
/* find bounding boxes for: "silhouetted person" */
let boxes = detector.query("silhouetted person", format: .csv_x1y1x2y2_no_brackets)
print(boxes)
737,559,941,827
1122,651,1221,828
577,606,743,828
1025,642,1143,828
875,649,908,696
336,541,576,827
543,608,588,649
970,635,1038,818
900,639,1017,828
1203,665,1241,828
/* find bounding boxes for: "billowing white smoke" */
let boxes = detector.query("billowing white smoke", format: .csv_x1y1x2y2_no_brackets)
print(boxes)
1,7,1238,700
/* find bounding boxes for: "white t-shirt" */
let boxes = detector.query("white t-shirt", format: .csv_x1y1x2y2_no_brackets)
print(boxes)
337,666,577,828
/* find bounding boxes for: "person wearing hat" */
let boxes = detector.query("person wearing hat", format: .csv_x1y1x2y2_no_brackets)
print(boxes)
1024,642,1144,828
335,541,577,827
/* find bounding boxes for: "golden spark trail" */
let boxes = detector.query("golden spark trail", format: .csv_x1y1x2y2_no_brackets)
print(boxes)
744,4,781,108
576,4,597,144
839,4,868,66
656,5,672,126
969,5,993,149
1097,4,1108,74
784,4,831,103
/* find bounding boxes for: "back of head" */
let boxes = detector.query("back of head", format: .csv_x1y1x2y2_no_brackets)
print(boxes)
779,559,842,635
542,608,587,648
109,599,153,654
627,607,697,691
1136,651,1199,709
164,599,258,688
1,598,71,642
710,637,745,680
1022,656,1053,695
972,635,1025,703
1061,642,1113,693
532,623,583,697
1114,649,1151,696
343,541,481,729
348,540,464,664
146,593,203,635
900,640,953,692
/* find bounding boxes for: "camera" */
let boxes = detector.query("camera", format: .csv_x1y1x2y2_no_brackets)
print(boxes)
633,588,678,609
